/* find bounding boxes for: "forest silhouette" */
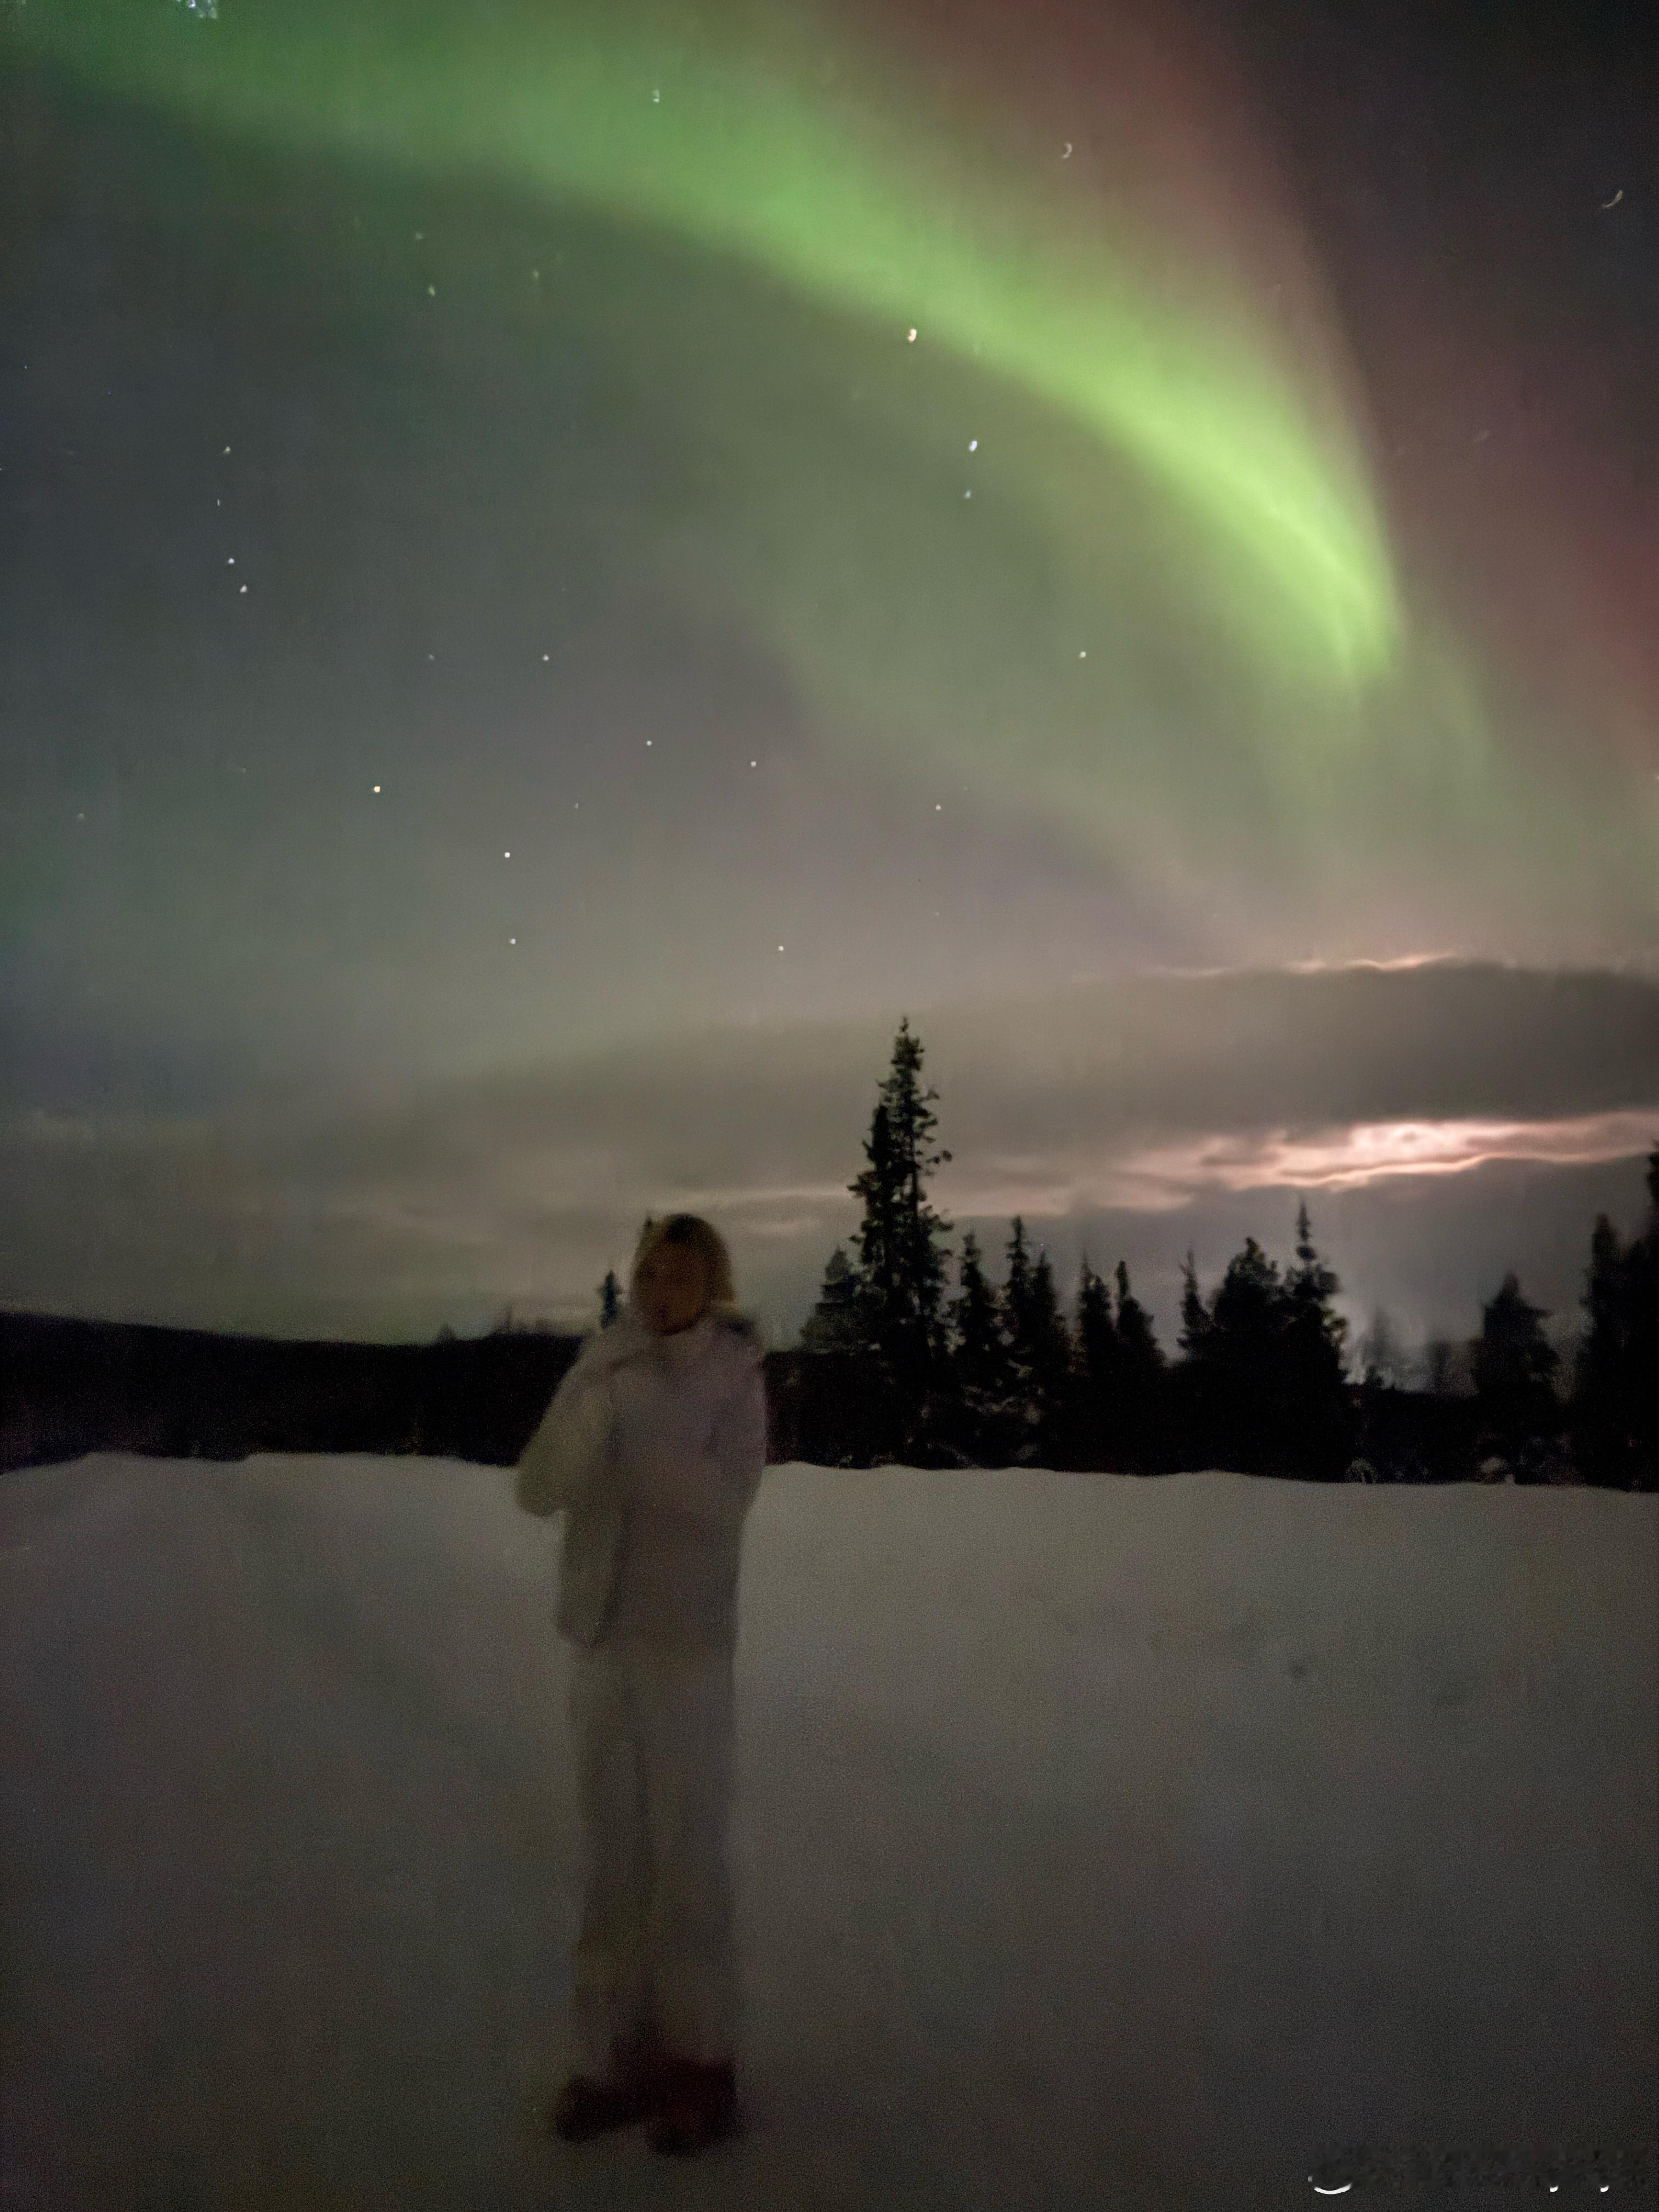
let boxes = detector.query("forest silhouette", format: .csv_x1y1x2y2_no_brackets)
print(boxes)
3,1020,1653,1488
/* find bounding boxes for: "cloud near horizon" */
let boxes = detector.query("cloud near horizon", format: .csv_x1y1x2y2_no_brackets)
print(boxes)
2,960,1654,1346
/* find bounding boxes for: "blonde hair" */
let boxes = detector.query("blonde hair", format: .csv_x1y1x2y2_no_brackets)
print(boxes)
630,1213,737,1316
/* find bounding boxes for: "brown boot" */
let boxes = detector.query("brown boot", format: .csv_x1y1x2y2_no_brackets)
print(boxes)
548,2024,668,2143
645,2054,744,2157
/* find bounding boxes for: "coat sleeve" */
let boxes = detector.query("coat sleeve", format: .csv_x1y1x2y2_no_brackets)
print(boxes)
622,1348,768,1532
513,1347,615,1518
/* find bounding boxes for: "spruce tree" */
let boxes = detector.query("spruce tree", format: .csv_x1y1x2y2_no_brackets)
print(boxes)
1474,1272,1560,1466
1576,1216,1626,1428
599,1269,622,1329
1113,1259,1166,1468
845,1017,954,1422
1178,1250,1212,1358
1001,1217,1036,1395
1074,1257,1118,1393
1114,1260,1164,1385
1024,1242,1075,1438
950,1229,1005,1397
1073,1255,1123,1470
1632,1148,1659,1486
1205,1238,1285,1472
1285,1204,1348,1369
1573,1150,1659,1489
849,1102,900,1328
1282,1202,1352,1476
800,1244,867,1353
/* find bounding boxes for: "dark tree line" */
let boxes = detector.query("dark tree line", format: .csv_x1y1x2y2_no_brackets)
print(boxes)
1571,1153,1659,1487
790,1022,1658,1488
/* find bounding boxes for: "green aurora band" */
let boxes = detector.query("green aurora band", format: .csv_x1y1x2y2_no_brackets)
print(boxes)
12,0,1652,955
12,0,1398,692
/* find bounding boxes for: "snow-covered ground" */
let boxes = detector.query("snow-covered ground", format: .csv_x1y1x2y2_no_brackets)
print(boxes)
3,1453,1655,2211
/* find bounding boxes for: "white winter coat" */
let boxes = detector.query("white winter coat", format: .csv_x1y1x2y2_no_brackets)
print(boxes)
514,1304,769,1650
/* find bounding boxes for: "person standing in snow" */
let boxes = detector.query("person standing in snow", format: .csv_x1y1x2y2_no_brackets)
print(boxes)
514,1213,769,2156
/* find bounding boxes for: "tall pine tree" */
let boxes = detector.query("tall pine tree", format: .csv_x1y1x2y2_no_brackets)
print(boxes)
1187,1237,1284,1474
1074,1257,1119,1394
1575,1147,1659,1488
1001,1217,1036,1400
1114,1261,1164,1387
1474,1272,1560,1466
1178,1250,1213,1358
800,1244,867,1353
1113,1259,1166,1469
1024,1242,1075,1446
1281,1202,1353,1477
950,1228,1006,1397
845,1018,954,1410
1073,1255,1123,1469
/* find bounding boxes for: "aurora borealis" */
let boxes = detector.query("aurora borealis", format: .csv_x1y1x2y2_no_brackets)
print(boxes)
2,0,1655,1350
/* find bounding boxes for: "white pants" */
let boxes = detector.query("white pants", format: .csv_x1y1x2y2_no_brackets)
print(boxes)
565,1634,741,2075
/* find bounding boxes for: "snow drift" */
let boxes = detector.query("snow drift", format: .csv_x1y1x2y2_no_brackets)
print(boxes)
3,1453,1655,2209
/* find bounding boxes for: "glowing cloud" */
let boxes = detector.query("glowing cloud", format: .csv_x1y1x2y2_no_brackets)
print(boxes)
1108,1111,1659,1203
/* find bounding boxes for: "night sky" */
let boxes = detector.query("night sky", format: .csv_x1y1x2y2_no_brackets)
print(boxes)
2,0,1655,1353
